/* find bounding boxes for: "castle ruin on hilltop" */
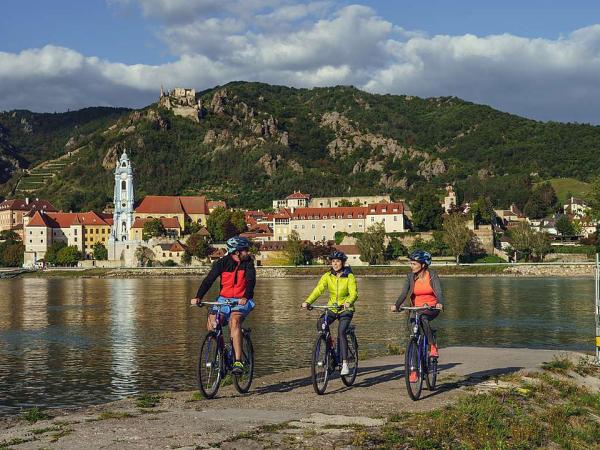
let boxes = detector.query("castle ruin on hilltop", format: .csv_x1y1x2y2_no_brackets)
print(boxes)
159,85,204,122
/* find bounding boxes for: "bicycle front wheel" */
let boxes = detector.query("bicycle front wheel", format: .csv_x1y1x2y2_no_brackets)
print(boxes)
197,331,223,399
426,355,438,391
405,338,423,401
341,333,359,387
311,334,330,395
233,331,254,394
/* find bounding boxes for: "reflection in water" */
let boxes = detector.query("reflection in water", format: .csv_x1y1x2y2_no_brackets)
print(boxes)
0,276,595,415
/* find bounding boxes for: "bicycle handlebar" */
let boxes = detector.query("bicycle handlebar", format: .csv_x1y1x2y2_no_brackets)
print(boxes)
305,304,348,311
400,306,435,311
193,300,239,307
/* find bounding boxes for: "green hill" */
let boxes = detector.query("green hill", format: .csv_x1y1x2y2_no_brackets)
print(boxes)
2,82,600,211
545,178,591,204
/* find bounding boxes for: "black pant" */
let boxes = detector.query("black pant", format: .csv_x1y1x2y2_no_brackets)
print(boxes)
317,310,353,361
417,310,439,345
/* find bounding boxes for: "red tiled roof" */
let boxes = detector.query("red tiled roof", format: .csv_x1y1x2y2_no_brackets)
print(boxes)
0,198,57,212
285,191,310,200
26,211,110,228
291,206,366,220
197,227,210,236
135,196,208,215
131,217,181,229
334,244,360,255
259,241,287,251
241,231,273,239
367,202,405,215
248,223,272,233
170,242,186,252
208,200,227,209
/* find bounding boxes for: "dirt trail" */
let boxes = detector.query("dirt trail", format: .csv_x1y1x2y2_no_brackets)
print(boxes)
0,347,582,449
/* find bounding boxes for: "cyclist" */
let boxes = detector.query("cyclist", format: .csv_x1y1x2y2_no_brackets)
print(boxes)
390,250,444,380
301,250,357,376
190,236,255,375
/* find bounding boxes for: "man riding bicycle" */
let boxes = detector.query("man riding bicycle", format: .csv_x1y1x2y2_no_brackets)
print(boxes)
190,236,255,375
390,250,444,380
302,250,357,376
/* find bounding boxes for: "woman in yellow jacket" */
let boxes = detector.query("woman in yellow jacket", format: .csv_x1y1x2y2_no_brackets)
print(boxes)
302,251,357,375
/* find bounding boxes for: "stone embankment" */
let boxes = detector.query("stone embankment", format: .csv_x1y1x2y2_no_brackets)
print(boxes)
504,264,594,277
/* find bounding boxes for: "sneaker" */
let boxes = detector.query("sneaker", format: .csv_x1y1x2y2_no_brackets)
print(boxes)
340,361,350,376
409,371,418,383
429,344,439,358
232,361,244,375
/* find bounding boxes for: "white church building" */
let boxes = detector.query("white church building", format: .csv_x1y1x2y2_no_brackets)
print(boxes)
107,150,142,265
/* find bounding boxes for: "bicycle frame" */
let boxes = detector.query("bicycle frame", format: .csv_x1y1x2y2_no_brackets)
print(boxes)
199,300,239,375
309,305,353,367
402,307,435,376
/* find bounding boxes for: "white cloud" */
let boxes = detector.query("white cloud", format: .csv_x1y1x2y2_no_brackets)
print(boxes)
2,2,600,123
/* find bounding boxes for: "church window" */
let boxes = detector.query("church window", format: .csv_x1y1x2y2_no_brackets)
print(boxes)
121,180,126,190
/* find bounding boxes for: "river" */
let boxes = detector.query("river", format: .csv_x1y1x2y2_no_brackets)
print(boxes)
0,276,595,415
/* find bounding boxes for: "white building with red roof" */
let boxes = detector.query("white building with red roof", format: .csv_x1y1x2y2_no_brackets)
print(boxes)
273,202,406,242
134,195,209,228
23,211,113,265
0,197,57,237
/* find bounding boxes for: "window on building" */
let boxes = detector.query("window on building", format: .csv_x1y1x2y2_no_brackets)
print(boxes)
301,225,305,229
312,224,316,229
74,237,77,242
394,216,397,221
29,239,32,243
74,229,77,235
348,224,352,228
29,231,32,235
358,224,363,228
332,224,336,229
322,224,326,229
371,217,374,222
40,239,43,243
322,235,326,240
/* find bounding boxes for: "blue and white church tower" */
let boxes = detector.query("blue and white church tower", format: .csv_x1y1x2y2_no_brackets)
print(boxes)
111,150,134,241
108,150,139,263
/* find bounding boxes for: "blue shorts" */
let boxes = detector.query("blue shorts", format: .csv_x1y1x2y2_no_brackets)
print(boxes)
209,296,255,325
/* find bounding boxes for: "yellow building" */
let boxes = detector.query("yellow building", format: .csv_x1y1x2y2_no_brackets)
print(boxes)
129,217,181,241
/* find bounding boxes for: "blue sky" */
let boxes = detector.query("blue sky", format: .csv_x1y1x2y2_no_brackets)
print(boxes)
1,1,600,123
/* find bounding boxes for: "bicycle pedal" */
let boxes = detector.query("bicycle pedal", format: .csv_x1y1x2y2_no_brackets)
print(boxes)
317,362,324,367
205,362,213,368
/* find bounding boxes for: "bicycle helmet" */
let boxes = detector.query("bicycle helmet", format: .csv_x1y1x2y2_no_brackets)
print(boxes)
226,236,251,254
328,250,348,262
408,249,432,267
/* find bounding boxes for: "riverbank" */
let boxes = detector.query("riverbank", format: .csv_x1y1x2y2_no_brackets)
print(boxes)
11,263,596,279
1,347,598,449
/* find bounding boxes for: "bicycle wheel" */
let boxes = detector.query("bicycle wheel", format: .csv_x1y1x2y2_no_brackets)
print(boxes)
341,332,359,387
197,331,223,399
405,338,423,401
233,331,254,394
426,354,438,391
311,334,330,395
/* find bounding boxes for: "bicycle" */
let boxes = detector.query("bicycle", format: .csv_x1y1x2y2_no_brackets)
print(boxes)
193,300,254,399
400,306,438,401
306,305,359,395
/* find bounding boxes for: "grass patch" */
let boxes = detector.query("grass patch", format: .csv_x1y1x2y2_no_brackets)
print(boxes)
385,343,403,355
136,393,161,408
98,411,134,420
221,374,233,386
186,392,204,402
21,407,50,423
575,356,600,377
542,355,575,375
348,369,600,449
49,427,73,443
31,425,60,435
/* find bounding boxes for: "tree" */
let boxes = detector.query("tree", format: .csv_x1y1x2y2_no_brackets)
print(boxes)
0,241,24,267
523,183,558,219
181,252,192,265
442,213,473,263
555,215,575,240
142,219,166,241
186,232,212,260
56,246,82,266
357,222,386,265
184,221,202,235
588,176,600,221
384,237,407,261
45,241,67,265
0,230,20,242
509,222,534,261
284,230,305,265
135,246,155,267
531,232,552,261
411,191,443,231
304,240,333,264
92,242,108,260
470,197,494,225
207,207,247,241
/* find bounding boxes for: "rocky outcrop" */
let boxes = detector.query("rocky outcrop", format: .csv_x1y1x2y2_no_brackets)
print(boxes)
379,174,409,189
418,158,447,180
20,117,33,134
102,145,119,170
257,154,283,176
146,110,170,130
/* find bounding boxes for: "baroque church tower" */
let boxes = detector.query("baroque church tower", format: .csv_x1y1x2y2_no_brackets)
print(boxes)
111,150,134,241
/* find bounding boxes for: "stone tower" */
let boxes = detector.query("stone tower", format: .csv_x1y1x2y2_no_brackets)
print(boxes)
111,150,134,242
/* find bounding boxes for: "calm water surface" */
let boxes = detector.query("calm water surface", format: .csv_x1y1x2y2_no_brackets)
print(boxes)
0,276,595,415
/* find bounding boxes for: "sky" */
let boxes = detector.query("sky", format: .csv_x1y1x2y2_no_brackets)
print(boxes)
1,0,600,124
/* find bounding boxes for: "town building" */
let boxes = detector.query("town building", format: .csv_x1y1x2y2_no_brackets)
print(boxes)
0,198,56,237
442,185,457,213
273,202,406,242
23,211,112,265
272,192,392,210
563,197,590,218
134,195,209,229
129,217,182,240
152,241,186,263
